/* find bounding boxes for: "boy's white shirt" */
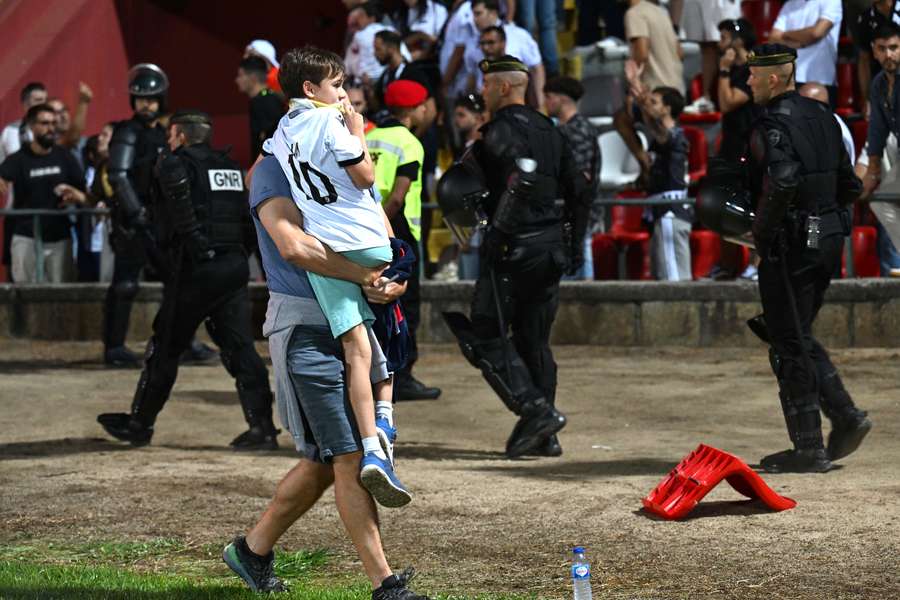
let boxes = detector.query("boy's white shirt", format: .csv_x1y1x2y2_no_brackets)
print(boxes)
264,98,389,253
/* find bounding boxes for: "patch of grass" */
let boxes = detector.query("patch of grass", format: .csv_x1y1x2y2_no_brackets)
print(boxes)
0,538,536,599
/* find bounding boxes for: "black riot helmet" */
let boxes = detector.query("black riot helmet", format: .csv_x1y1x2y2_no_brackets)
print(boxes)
128,63,169,120
697,159,755,239
437,159,490,246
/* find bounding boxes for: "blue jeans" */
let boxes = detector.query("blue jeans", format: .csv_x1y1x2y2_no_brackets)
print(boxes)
515,0,559,76
876,221,900,275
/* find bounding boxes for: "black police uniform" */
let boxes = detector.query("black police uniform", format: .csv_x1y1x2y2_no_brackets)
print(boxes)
746,46,871,472
104,115,166,355
443,57,590,458
103,64,172,366
98,121,278,449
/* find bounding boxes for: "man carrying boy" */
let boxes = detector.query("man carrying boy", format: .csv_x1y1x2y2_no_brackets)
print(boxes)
223,47,431,599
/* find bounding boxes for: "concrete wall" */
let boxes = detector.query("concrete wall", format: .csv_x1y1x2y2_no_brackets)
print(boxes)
2,281,900,347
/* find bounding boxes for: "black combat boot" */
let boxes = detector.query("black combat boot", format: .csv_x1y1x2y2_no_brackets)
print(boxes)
760,448,833,473
97,413,153,446
828,411,872,461
524,434,563,457
506,400,567,459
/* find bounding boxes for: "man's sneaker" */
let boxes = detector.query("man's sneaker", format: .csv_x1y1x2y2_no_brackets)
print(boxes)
97,413,153,446
180,339,219,365
104,346,142,369
828,414,872,461
360,453,412,508
372,567,429,600
760,448,833,473
230,425,280,451
223,535,286,593
375,417,397,466
395,376,441,401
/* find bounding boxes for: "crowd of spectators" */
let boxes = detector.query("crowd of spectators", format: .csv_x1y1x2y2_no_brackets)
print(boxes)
3,0,900,285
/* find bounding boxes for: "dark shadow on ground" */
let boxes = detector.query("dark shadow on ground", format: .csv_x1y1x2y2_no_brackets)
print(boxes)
0,359,111,373
0,438,130,460
177,390,239,405
473,457,678,479
635,498,786,521
0,438,298,460
396,442,508,461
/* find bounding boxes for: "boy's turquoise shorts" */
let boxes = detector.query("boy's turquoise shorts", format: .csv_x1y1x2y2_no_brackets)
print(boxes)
306,245,393,338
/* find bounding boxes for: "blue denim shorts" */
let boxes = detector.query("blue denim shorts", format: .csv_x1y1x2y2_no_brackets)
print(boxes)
286,324,361,463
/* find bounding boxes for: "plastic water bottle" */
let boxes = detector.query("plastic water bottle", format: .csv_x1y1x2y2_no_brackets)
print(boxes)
571,546,592,600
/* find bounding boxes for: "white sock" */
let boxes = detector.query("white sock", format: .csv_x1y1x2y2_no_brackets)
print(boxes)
362,436,387,460
375,401,394,427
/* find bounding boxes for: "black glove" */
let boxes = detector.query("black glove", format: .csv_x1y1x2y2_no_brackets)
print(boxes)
481,227,508,265
184,232,215,264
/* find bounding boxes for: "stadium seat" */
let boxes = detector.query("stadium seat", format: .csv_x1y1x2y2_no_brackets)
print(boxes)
598,130,647,190
741,0,782,43
642,444,797,520
850,118,868,158
836,62,858,117
601,195,651,280
851,226,880,277
591,233,618,280
683,126,708,184
690,230,721,280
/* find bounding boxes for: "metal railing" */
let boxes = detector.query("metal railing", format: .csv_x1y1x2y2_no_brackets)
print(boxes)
0,207,109,283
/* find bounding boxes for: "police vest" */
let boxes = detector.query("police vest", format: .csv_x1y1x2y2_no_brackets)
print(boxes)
366,123,424,241
177,144,247,248
480,104,566,233
765,94,842,216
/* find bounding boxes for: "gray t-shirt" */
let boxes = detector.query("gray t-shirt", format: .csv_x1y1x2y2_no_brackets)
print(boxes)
249,155,317,300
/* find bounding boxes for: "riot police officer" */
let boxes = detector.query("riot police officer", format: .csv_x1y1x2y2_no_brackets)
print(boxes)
98,110,279,450
742,44,871,472
439,56,591,458
102,64,169,367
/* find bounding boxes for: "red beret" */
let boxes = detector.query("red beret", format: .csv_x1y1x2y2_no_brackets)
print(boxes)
384,79,428,108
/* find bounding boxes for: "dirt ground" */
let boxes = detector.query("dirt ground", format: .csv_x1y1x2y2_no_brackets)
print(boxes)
1,340,898,599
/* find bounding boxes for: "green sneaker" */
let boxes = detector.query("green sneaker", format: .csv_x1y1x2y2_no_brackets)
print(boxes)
223,535,286,592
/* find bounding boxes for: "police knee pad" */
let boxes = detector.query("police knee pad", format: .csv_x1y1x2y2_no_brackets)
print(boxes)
113,279,139,301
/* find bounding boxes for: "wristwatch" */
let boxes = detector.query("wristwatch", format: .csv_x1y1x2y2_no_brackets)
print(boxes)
719,69,731,77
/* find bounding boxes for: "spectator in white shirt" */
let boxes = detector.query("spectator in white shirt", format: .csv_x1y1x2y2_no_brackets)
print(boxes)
440,1,480,102
469,0,546,111
345,2,411,84
0,82,47,165
402,0,448,40
769,0,842,107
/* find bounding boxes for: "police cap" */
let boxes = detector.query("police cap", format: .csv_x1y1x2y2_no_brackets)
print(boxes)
479,55,529,75
747,43,797,67
169,110,212,127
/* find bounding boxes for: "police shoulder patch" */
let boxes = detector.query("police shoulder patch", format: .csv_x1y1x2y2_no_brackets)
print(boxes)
766,129,782,147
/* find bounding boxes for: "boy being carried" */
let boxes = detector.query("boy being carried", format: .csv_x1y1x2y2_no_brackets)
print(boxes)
266,47,410,508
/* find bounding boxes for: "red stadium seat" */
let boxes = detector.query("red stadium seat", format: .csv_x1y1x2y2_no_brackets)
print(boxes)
602,197,652,280
592,233,618,280
850,118,868,158
742,0,782,43
852,226,880,277
690,230,721,280
836,62,858,115
683,126,708,183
